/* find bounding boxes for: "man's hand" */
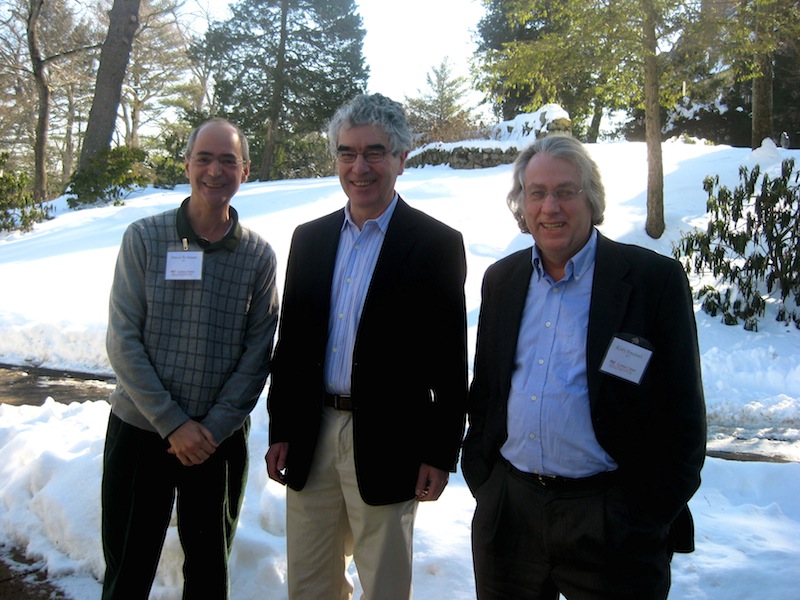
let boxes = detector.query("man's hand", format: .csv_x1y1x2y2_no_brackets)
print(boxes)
415,464,449,502
265,442,289,485
167,420,218,466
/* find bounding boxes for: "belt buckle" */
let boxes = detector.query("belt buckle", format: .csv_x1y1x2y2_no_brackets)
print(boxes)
326,394,352,410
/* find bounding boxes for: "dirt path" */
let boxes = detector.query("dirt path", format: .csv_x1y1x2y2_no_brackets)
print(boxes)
0,363,115,406
0,546,71,600
0,364,114,599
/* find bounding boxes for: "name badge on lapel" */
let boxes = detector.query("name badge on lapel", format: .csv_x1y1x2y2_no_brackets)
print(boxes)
599,333,654,385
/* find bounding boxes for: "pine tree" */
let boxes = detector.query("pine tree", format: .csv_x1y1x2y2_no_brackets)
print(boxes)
473,0,700,237
199,0,368,180
405,58,479,146
473,0,641,140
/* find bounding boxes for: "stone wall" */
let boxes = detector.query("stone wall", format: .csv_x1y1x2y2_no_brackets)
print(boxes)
406,146,519,169
407,115,573,170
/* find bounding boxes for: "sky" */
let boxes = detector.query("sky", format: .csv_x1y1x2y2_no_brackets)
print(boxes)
191,0,487,111
1,122,800,598
355,0,485,101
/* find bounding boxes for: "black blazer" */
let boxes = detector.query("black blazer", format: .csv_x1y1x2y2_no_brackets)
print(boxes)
268,198,468,505
462,232,706,552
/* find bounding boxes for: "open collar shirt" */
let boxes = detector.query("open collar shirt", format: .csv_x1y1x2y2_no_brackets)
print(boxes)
500,229,618,478
323,194,399,395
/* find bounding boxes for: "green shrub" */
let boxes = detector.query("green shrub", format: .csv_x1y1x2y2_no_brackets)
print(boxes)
149,154,187,189
145,128,190,189
673,158,800,330
67,146,149,208
0,152,52,232
270,132,335,180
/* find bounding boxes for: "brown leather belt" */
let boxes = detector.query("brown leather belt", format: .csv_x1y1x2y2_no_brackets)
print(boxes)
323,393,354,411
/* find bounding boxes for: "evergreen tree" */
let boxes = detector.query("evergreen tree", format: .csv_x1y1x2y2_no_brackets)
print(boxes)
473,0,642,142
715,0,800,148
474,0,702,237
405,58,479,146
200,0,368,180
632,0,800,149
473,1,538,121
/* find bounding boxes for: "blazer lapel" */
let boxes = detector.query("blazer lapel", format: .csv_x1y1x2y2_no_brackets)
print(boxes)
587,233,633,398
492,250,534,395
367,197,417,290
307,209,345,315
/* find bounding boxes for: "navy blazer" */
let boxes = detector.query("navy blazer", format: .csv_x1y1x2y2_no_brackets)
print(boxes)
462,231,706,552
268,198,468,505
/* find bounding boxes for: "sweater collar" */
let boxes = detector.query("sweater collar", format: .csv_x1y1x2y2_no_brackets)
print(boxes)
176,197,241,252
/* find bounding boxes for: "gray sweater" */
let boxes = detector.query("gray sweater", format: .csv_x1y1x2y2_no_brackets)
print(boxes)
106,201,279,443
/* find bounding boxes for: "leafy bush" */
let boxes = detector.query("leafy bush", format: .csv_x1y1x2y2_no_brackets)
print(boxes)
67,146,149,208
149,154,186,189
146,128,190,189
673,158,800,330
0,152,52,232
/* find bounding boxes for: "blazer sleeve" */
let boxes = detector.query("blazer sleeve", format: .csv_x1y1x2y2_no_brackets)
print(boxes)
422,226,469,472
461,267,496,494
462,250,532,494
268,214,341,447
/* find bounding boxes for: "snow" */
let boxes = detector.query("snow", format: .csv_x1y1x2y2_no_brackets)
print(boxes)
1,137,799,599
487,105,572,141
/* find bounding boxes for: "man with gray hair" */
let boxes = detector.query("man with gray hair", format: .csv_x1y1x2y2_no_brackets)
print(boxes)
266,93,468,599
462,134,706,599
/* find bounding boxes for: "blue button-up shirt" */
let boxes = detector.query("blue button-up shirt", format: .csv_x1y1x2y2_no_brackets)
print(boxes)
500,230,618,478
323,195,399,395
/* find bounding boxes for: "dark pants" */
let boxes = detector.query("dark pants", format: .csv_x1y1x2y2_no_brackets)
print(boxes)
101,413,249,600
471,460,672,600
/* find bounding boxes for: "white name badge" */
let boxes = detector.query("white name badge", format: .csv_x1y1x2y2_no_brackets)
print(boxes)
599,336,653,385
166,251,203,280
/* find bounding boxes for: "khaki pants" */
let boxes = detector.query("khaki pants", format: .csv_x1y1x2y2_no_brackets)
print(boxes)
287,407,417,600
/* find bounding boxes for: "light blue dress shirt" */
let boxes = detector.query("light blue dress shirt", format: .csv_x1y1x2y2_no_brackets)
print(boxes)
323,195,399,395
500,229,618,478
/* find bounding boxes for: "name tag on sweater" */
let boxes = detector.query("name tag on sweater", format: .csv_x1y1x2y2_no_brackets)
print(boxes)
166,251,203,280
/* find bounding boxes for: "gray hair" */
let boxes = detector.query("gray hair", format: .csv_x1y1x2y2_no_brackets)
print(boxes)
185,118,250,164
507,134,605,233
327,93,413,157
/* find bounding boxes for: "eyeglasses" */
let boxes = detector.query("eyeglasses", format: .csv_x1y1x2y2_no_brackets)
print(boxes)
527,188,584,202
188,154,246,168
336,149,388,164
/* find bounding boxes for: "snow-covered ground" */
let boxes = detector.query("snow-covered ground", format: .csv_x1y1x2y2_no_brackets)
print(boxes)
0,137,798,598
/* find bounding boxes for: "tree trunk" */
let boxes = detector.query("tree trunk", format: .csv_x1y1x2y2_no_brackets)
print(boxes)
586,101,604,143
751,65,773,149
642,0,664,239
78,0,141,171
120,101,143,147
62,85,76,185
27,0,49,205
259,0,290,181
750,0,774,149
129,99,141,148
